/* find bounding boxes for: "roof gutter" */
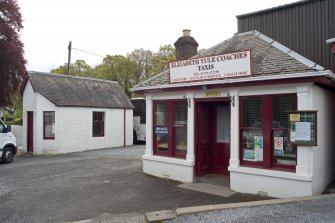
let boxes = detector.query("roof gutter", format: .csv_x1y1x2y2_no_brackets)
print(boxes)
132,70,335,92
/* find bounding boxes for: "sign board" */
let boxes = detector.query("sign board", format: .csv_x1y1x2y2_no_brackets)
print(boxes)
289,111,317,146
169,50,252,83
205,91,220,97
155,126,168,135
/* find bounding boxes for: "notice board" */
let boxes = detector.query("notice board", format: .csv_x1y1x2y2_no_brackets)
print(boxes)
289,111,317,146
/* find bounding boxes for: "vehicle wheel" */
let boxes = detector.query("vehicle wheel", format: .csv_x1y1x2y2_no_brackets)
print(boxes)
133,130,138,144
2,147,14,164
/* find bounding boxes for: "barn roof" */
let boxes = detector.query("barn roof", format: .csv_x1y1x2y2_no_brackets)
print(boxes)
26,72,134,109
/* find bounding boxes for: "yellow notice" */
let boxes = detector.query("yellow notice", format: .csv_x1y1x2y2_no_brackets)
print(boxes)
205,91,220,97
290,114,300,122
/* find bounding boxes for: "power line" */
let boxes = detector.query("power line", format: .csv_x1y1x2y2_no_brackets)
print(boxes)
72,47,104,58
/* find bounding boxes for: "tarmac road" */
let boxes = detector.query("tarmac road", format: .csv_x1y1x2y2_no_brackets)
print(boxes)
0,145,268,223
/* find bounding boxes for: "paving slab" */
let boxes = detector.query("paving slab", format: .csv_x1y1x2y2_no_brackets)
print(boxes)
178,183,236,197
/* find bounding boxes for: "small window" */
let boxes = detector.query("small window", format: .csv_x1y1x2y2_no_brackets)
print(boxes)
93,112,105,137
43,111,55,139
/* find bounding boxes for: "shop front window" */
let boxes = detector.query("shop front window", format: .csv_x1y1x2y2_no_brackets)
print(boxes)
174,101,188,155
240,94,297,171
153,100,188,158
272,95,297,166
155,102,168,152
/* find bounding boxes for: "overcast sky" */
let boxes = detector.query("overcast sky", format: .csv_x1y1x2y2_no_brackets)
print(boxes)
18,0,298,72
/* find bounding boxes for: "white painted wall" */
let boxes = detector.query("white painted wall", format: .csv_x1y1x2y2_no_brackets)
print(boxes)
311,85,335,194
23,80,133,154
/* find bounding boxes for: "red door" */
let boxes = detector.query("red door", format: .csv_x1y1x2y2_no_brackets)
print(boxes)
212,104,230,175
27,111,33,153
196,101,230,176
196,103,211,176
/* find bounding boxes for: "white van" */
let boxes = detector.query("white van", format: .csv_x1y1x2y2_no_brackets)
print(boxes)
0,119,17,163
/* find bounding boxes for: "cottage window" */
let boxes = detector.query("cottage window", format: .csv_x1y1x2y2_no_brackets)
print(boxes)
153,100,188,158
93,112,105,137
43,111,55,139
240,94,297,171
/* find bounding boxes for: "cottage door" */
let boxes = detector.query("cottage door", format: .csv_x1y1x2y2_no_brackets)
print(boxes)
212,104,230,175
196,103,211,176
27,111,33,153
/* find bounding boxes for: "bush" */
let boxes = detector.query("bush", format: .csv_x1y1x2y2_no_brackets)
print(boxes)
8,118,22,125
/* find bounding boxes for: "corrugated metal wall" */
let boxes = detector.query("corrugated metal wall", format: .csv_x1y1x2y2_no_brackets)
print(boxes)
237,0,335,72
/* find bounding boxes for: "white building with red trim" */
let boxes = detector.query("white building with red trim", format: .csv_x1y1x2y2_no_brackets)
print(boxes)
21,72,133,155
133,30,335,198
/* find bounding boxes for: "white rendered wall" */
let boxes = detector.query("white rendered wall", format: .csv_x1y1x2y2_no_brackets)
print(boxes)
23,81,133,154
311,85,335,194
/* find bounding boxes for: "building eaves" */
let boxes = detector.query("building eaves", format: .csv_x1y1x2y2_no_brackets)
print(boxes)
236,0,313,18
133,70,335,91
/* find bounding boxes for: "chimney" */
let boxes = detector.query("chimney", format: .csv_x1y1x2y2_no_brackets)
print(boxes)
174,29,199,61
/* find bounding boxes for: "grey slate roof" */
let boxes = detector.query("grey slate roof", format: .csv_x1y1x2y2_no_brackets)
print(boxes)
28,72,134,109
134,30,324,89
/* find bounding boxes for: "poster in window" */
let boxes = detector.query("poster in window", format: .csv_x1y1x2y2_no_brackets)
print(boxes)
289,111,317,146
254,136,263,161
274,137,283,150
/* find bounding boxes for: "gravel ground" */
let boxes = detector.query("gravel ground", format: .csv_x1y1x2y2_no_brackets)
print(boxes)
0,144,269,223
165,197,335,223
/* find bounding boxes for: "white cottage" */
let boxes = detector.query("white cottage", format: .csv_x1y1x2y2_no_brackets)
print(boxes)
22,72,133,154
133,30,335,198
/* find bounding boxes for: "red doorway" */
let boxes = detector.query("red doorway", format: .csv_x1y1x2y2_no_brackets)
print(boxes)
195,100,231,176
27,111,34,153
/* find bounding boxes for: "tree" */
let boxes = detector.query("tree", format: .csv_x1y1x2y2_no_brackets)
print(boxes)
0,0,26,107
127,48,153,81
94,55,142,97
51,59,93,77
151,45,176,75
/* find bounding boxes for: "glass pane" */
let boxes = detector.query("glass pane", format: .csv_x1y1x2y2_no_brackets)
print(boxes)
155,102,167,126
175,127,187,154
216,105,230,143
174,101,187,126
0,122,4,133
242,97,262,128
242,130,263,162
272,95,296,128
202,106,208,143
93,122,104,136
273,130,297,165
45,124,55,138
155,126,168,152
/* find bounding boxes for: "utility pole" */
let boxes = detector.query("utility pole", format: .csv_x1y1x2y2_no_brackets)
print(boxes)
67,41,72,75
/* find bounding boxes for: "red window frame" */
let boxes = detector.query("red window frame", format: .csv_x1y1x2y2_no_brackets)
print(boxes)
92,111,105,137
239,94,297,172
43,111,55,140
153,100,187,159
